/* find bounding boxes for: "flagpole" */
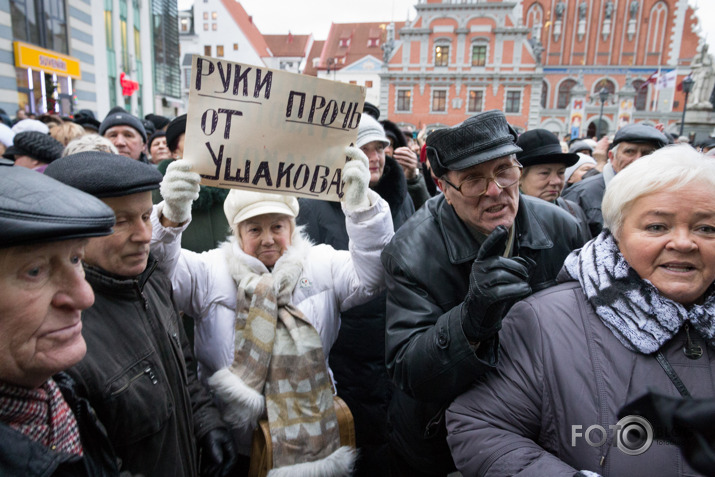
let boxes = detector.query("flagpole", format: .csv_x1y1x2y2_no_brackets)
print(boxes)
653,67,662,112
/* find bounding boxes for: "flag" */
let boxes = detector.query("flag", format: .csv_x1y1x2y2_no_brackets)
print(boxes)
639,71,658,90
656,70,677,90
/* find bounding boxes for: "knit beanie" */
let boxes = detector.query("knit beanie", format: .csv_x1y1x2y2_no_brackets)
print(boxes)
356,114,390,148
99,106,147,143
564,153,597,184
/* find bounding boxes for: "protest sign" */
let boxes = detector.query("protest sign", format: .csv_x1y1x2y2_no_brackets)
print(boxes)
184,55,366,201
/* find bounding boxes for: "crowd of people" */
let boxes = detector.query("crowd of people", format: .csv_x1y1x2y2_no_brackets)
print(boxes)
1,100,715,477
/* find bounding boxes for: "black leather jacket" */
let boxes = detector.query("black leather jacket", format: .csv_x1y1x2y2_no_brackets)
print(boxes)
0,373,120,477
561,172,606,237
381,194,588,473
67,257,226,477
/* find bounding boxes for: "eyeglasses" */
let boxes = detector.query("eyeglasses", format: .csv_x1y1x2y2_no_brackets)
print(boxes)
442,163,523,198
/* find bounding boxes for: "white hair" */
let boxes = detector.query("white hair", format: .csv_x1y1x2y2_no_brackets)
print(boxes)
602,145,715,238
63,134,119,156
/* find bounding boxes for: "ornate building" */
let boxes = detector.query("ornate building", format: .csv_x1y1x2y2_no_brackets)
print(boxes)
381,0,714,139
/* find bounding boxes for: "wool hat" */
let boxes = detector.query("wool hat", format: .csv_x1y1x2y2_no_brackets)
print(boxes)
0,123,14,147
148,131,167,149
99,107,147,143
3,131,64,164
516,129,579,168
362,102,380,120
564,153,597,184
73,109,101,132
142,119,156,138
45,151,163,198
380,119,408,149
356,114,390,149
166,114,187,153
223,189,299,226
426,110,521,178
568,139,594,154
146,114,171,131
1,166,115,248
611,124,668,150
12,118,50,135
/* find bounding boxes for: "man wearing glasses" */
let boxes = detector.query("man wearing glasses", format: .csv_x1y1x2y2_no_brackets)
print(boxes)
381,110,588,476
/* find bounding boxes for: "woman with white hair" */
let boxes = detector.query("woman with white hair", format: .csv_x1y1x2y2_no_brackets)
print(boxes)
446,145,715,476
150,148,394,475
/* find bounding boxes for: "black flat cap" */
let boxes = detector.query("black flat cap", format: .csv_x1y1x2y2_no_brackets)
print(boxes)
516,129,579,168
146,113,171,131
44,151,163,198
166,114,187,153
612,124,668,149
426,110,521,177
380,119,408,149
363,102,380,120
3,131,64,164
99,106,147,143
0,166,115,248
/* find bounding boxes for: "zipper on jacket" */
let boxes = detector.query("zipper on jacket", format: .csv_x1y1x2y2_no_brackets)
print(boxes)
110,366,156,396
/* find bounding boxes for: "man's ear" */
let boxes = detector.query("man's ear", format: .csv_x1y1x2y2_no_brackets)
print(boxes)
607,149,614,161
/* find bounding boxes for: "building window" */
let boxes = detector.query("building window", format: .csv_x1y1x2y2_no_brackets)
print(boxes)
471,44,487,67
632,80,648,111
467,90,484,113
339,38,350,48
647,2,668,53
105,9,114,50
203,23,208,31
211,11,217,19
397,89,412,112
204,45,211,56
557,79,577,109
212,23,217,31
435,45,449,66
349,80,357,84
432,89,447,112
216,45,224,57
180,18,190,32
367,38,379,47
365,80,373,88
10,0,69,54
541,80,548,109
593,78,616,104
184,68,191,88
203,11,208,20
505,90,521,114
233,43,238,50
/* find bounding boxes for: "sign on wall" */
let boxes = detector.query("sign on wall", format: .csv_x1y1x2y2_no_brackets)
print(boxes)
184,55,366,202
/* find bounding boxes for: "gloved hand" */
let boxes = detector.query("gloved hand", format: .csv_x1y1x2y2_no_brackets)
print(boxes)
160,159,201,224
341,146,371,212
461,225,532,342
198,428,238,477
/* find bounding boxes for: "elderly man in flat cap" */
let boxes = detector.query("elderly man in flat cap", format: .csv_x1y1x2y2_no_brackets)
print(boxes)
44,152,237,477
381,110,587,476
99,106,149,163
0,166,123,475
3,130,64,171
562,123,668,237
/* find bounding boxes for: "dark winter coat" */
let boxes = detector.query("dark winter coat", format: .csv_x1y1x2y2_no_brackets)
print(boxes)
381,194,588,474
0,373,121,477
297,153,413,475
447,280,715,476
67,258,226,477
556,196,591,239
561,172,606,237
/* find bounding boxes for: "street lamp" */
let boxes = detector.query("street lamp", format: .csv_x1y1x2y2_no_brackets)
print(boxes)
679,75,695,137
596,87,609,140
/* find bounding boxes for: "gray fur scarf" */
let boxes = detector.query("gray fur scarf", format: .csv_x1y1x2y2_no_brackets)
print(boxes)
208,234,355,476
563,230,715,354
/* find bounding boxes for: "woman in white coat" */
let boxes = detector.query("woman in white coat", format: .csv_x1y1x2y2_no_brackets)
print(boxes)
151,147,394,476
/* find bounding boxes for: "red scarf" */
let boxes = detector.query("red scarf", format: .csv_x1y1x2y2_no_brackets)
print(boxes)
0,378,83,456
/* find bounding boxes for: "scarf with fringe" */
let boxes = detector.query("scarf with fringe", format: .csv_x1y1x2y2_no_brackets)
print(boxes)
563,230,715,354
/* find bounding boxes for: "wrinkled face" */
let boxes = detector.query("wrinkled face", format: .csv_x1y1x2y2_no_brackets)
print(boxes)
104,125,146,161
238,214,293,268
611,141,658,173
438,156,521,235
617,183,715,306
360,141,386,187
568,163,596,184
84,192,153,277
520,163,566,202
13,155,41,169
0,239,94,388
149,137,171,164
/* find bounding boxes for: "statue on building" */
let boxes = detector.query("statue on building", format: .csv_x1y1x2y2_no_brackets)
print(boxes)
605,1,614,20
689,43,715,110
629,0,639,19
579,1,587,20
555,1,565,20
382,22,396,65
529,38,544,65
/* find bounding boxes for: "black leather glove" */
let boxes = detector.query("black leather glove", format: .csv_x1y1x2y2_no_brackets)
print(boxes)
461,225,532,342
198,428,238,477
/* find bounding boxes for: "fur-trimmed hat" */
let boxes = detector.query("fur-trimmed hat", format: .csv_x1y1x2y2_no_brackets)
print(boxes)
223,190,299,226
99,106,147,143
45,151,163,198
3,131,64,164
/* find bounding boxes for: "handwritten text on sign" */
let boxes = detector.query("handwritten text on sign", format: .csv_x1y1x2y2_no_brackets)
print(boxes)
184,55,365,201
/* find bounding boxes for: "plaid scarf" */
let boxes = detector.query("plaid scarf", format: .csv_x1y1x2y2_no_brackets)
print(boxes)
563,230,715,354
0,378,83,456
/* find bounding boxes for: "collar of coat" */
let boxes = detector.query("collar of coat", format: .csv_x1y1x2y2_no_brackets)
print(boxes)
373,154,409,212
437,193,554,265
83,256,158,295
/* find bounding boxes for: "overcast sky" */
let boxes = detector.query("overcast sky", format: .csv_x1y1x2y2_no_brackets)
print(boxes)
178,0,714,51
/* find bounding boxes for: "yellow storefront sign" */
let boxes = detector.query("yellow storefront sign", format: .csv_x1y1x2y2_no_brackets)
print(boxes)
14,41,81,79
